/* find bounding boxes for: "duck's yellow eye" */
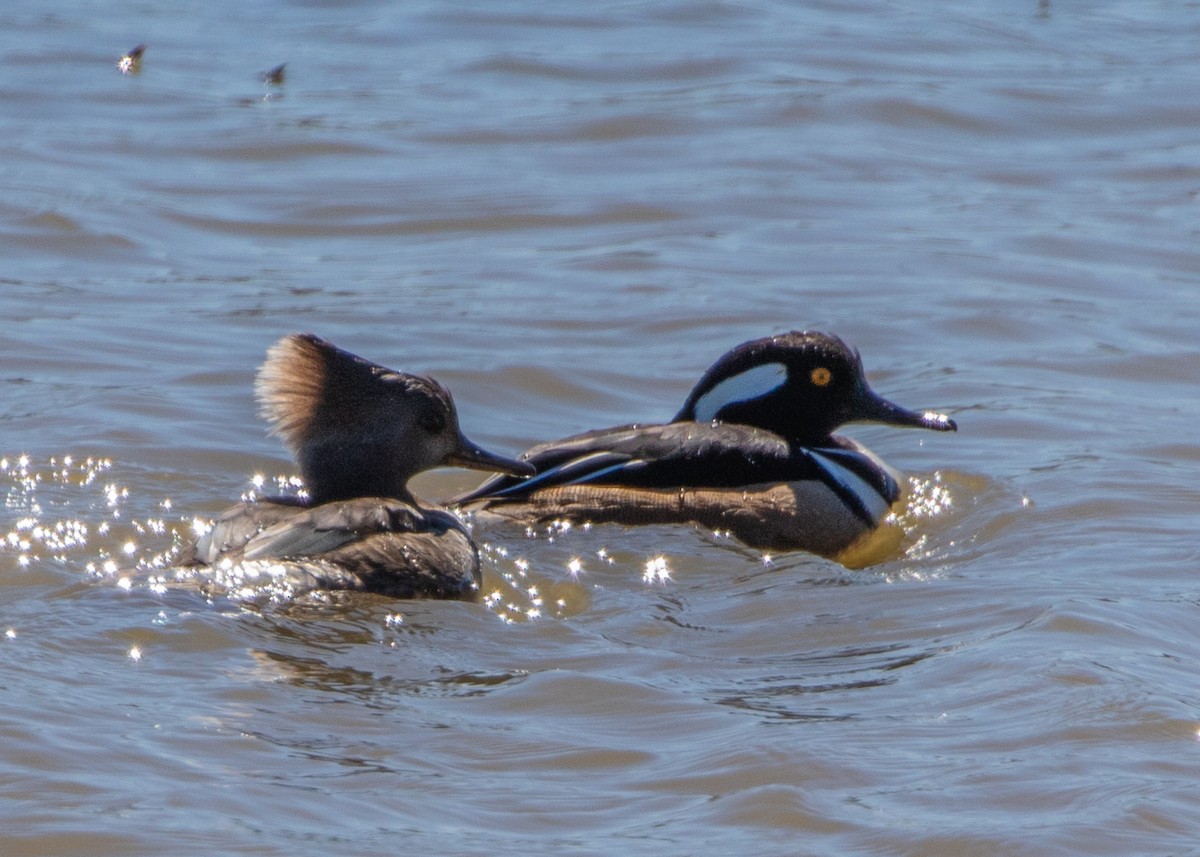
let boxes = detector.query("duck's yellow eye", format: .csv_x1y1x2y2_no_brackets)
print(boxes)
810,367,832,387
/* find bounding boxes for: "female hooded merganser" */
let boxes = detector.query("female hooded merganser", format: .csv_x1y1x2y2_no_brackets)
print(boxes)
184,333,533,600
454,331,956,563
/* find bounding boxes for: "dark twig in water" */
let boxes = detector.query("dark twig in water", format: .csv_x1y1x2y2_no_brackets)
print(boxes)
117,44,146,75
262,63,287,86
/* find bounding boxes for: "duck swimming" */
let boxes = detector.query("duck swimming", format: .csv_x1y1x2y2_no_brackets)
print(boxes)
454,331,956,563
183,333,533,600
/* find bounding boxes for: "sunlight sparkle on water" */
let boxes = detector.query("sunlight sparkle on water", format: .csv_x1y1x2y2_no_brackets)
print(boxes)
905,474,953,520
116,45,144,76
526,585,543,618
104,483,129,508
240,473,306,503
643,555,672,585
2,454,186,586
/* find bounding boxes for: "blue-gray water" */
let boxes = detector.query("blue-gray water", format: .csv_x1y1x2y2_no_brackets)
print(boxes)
3,1,1199,854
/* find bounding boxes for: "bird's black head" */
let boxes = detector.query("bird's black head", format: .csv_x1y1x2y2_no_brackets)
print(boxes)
674,331,956,446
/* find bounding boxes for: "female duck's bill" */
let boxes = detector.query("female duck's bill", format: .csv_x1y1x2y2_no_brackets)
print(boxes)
182,333,532,601
454,330,957,566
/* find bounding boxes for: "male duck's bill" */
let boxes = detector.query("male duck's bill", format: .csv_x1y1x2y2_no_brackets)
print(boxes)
454,330,956,566
182,333,532,600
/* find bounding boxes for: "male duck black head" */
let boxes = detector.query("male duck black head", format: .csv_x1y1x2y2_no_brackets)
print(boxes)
454,331,956,565
183,333,533,600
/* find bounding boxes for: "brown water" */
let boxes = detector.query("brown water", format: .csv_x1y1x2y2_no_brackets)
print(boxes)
3,2,1200,854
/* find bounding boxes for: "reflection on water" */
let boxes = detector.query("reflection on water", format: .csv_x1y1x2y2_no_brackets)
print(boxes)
5,0,1200,853
1,454,163,575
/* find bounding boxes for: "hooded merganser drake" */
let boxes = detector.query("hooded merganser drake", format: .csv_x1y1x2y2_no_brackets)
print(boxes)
183,333,533,600
454,331,956,563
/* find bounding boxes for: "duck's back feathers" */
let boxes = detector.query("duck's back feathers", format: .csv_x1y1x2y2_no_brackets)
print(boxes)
186,497,480,600
458,423,897,509
454,422,773,502
454,421,903,553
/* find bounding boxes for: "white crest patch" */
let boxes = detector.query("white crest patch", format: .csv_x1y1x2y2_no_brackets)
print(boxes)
691,362,788,423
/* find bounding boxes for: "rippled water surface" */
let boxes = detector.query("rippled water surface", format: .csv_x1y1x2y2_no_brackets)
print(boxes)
4,1,1200,854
